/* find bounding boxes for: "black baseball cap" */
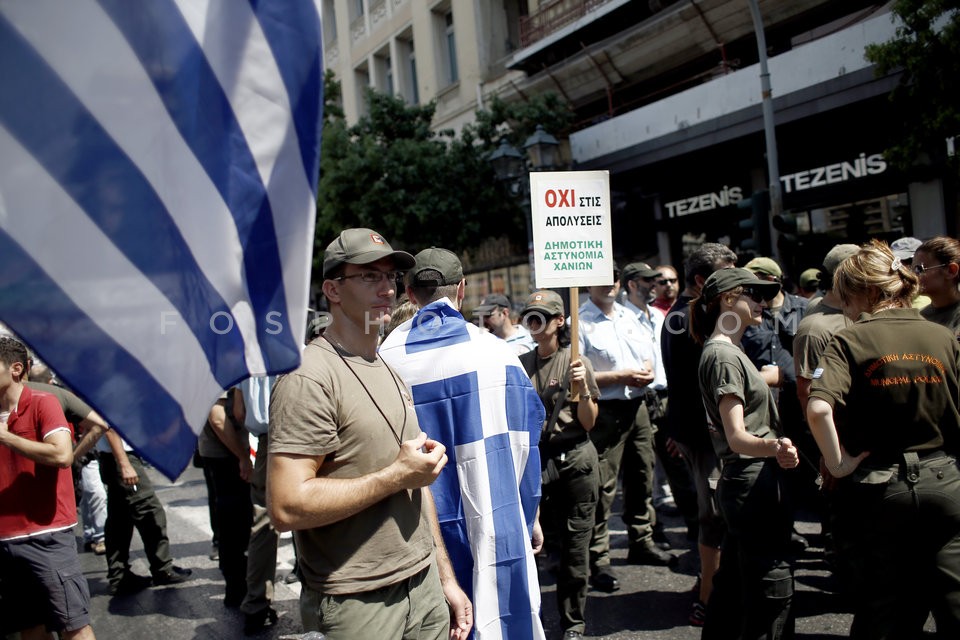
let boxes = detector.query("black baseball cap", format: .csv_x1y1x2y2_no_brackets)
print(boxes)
474,294,511,315
620,262,661,282
701,267,780,303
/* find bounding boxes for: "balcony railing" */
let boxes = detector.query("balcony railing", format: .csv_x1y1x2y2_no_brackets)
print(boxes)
519,0,611,48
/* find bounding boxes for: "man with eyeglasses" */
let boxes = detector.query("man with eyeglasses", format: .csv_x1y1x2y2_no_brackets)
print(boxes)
742,257,808,411
742,257,816,512
619,263,686,556
267,229,472,639
579,264,673,595
652,266,680,314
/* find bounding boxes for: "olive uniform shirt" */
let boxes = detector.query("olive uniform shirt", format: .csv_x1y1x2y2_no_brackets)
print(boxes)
699,338,782,464
922,300,960,339
24,382,92,426
794,299,851,380
519,347,601,447
809,308,960,465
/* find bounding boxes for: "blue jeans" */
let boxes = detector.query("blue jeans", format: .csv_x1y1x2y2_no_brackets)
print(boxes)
80,458,106,543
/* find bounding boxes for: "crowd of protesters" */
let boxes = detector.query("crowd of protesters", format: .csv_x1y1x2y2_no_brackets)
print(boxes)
4,230,960,640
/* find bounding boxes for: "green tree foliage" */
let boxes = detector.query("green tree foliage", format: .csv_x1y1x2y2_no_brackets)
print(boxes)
865,0,960,170
314,73,574,280
468,93,575,151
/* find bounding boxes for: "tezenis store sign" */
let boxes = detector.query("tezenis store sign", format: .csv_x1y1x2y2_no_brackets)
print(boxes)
665,186,743,218
780,152,887,194
663,152,888,217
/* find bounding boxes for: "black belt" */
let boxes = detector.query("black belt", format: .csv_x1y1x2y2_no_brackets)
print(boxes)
596,397,644,407
871,448,949,467
915,448,947,460
901,450,950,486
642,387,667,401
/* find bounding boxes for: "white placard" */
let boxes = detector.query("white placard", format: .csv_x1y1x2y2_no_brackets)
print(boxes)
530,170,614,289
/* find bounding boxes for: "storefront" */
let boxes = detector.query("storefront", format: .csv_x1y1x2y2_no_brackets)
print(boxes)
569,10,957,282
602,94,927,283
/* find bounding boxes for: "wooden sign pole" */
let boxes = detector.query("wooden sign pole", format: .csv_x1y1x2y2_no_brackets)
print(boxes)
569,286,579,401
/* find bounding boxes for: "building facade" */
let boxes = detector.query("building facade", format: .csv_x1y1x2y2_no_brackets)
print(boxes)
324,0,956,284
322,0,529,131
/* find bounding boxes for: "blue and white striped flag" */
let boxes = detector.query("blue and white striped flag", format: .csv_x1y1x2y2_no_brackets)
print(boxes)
0,1,323,479
380,299,546,640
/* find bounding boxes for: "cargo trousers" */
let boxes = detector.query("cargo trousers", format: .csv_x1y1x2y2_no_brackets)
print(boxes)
540,437,600,634
831,452,960,639
704,457,795,640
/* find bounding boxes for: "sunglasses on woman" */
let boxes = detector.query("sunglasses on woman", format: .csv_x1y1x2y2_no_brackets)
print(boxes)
912,263,950,275
522,313,561,328
740,287,767,304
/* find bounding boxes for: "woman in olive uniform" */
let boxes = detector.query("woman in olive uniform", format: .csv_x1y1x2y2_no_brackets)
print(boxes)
518,290,600,640
807,240,960,638
689,268,800,640
915,236,960,337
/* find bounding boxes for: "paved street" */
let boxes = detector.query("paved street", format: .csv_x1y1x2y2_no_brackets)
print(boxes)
74,464,864,639
75,465,305,640
537,503,855,640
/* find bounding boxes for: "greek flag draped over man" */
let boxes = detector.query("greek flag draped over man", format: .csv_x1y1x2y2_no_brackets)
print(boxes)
0,0,323,479
380,298,546,640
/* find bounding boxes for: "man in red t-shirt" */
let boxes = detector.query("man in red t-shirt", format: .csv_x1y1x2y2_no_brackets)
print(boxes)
652,265,680,314
0,336,97,639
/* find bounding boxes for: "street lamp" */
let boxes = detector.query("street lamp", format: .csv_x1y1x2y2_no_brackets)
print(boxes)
488,126,561,290
488,137,526,198
523,125,560,171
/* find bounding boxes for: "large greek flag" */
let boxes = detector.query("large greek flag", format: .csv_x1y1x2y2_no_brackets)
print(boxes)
380,299,546,640
0,1,323,479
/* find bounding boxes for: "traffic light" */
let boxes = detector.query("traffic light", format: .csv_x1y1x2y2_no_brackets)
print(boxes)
772,212,800,251
773,211,800,269
736,190,771,255
772,212,798,234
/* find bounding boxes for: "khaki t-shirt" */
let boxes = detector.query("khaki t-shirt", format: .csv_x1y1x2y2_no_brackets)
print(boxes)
794,300,851,379
699,339,781,463
269,338,433,595
519,347,601,446
922,300,960,339
198,393,236,459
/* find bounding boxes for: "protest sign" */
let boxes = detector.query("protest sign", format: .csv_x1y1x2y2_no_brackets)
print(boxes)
530,170,613,289
529,171,613,386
